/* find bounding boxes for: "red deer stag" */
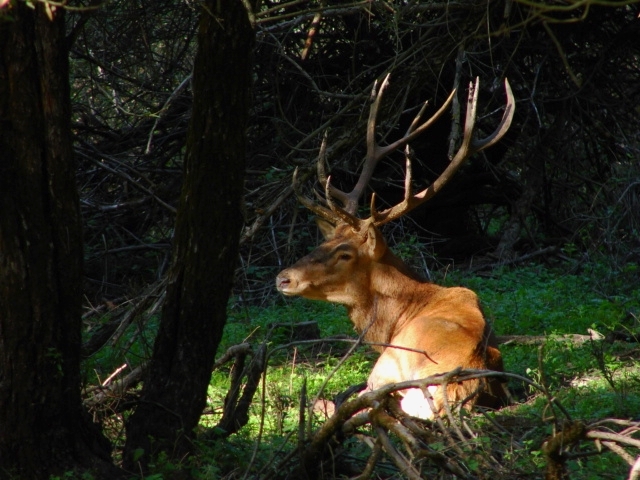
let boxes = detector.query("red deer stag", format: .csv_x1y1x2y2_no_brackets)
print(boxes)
276,75,514,419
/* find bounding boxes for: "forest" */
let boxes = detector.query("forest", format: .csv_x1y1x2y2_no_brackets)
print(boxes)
1,0,639,479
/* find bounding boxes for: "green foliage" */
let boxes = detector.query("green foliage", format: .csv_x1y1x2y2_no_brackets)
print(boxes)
207,298,372,440
81,313,160,384
193,259,640,479
447,263,637,337
223,299,353,349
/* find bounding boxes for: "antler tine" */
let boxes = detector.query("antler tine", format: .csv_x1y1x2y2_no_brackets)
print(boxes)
449,76,480,164
292,167,341,225
366,74,391,161
316,130,330,187
343,74,456,219
332,74,393,216
313,130,364,227
470,78,515,152
406,100,430,136
403,145,414,201
371,145,415,224
316,130,349,208
372,78,515,226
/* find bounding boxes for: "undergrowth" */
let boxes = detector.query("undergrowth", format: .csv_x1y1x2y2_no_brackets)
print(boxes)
187,259,640,479
82,259,640,479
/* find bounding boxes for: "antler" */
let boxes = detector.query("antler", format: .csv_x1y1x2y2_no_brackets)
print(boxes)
323,74,456,217
292,132,363,229
294,75,515,231
371,77,515,226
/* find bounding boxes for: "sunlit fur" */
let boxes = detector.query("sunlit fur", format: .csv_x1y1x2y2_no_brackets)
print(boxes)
276,221,508,419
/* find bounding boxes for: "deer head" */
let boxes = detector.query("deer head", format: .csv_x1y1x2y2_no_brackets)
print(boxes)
277,75,514,301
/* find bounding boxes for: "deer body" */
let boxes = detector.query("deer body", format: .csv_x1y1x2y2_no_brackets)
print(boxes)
277,222,506,418
276,75,514,418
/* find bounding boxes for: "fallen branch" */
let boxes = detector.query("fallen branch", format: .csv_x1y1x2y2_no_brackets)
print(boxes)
209,343,267,438
300,368,507,477
84,364,145,409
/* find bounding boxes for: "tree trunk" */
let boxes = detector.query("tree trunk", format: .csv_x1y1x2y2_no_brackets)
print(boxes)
123,0,254,470
0,4,121,479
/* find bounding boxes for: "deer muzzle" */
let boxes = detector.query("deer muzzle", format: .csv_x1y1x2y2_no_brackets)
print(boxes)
275,272,294,295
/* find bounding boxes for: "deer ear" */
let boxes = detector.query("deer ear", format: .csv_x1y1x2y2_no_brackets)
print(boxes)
364,223,386,260
316,218,336,240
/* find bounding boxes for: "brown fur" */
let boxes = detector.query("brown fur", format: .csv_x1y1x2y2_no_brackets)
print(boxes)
276,222,508,418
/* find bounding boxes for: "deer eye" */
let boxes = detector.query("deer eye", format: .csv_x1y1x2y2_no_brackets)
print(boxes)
338,253,352,262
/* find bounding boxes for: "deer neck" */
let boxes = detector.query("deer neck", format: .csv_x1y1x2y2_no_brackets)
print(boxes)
347,252,440,348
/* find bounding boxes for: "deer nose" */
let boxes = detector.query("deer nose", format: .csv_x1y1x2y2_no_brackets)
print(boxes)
276,275,291,292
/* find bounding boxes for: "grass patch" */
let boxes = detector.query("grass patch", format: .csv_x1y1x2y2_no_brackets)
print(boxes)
199,260,639,479
82,260,639,478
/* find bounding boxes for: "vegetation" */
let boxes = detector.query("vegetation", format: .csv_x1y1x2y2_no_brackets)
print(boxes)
65,0,640,306
1,0,639,478
83,256,640,478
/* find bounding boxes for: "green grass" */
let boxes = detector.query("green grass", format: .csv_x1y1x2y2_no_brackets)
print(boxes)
199,260,640,479
207,299,373,438
81,259,640,478
445,262,638,336
223,299,354,347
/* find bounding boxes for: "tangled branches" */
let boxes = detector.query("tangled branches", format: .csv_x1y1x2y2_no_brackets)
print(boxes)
82,301,640,479
67,0,640,305
285,369,640,479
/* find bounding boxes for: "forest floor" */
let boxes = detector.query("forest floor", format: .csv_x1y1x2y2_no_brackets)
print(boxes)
84,259,640,479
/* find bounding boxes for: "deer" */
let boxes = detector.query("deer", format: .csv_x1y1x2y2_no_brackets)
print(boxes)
276,75,515,419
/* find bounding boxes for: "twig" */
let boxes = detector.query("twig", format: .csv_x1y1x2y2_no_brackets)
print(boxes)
374,425,422,480
78,149,177,214
212,343,252,370
600,440,636,466
214,344,267,437
586,430,640,450
542,22,582,87
145,74,192,154
102,363,128,386
84,364,146,408
497,329,605,346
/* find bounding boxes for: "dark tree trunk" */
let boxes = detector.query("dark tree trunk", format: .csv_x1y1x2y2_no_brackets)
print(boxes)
0,4,121,479
123,0,254,470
